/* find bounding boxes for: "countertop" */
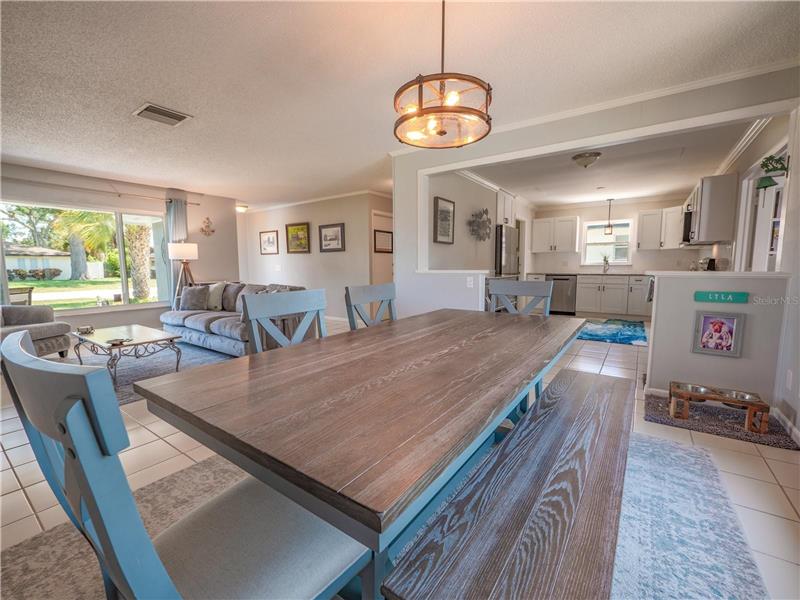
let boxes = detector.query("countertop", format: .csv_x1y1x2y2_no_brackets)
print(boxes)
526,272,651,277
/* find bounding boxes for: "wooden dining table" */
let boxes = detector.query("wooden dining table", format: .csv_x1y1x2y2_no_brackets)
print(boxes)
134,308,584,599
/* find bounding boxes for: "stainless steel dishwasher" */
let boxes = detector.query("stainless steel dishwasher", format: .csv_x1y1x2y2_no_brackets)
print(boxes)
546,275,577,315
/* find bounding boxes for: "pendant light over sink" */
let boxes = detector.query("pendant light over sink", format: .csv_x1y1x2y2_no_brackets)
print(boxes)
604,199,614,236
393,1,492,149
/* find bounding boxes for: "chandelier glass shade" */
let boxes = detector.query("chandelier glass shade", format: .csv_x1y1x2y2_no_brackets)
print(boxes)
393,1,492,149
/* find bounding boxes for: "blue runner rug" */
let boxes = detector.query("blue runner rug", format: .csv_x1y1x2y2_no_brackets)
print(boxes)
578,319,647,346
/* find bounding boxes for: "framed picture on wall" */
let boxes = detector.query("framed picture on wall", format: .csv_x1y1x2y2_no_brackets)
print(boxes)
259,230,279,255
374,229,393,253
319,223,345,252
285,222,311,253
433,196,455,244
692,311,745,358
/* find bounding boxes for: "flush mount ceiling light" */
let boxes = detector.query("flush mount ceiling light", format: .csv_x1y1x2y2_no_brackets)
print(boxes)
393,1,492,149
604,198,614,236
572,151,602,168
235,204,249,213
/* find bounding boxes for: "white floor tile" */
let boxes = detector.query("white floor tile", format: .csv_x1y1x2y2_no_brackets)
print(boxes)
1,468,20,495
187,445,216,462
757,445,800,466
38,504,70,530
164,432,202,453
767,460,800,490
1,515,41,549
144,419,180,438
704,446,777,483
752,552,800,600
0,452,9,471
785,487,800,516
0,406,18,421
126,454,194,491
600,366,636,379
126,426,159,449
577,348,608,359
1,489,33,526
13,460,44,487
1,429,29,450
720,472,798,521
122,400,159,425
633,420,692,445
119,440,180,475
5,444,36,467
0,417,23,434
25,480,58,512
734,504,800,564
568,357,604,374
602,357,637,369
691,430,759,456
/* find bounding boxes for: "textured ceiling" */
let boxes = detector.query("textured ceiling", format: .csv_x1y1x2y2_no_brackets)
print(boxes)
2,2,798,206
472,121,752,207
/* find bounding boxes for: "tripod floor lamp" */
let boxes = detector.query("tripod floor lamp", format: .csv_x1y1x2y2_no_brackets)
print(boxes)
168,242,198,307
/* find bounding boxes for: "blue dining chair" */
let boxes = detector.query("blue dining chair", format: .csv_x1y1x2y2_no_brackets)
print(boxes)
0,331,370,600
241,289,328,353
344,283,397,331
488,279,554,316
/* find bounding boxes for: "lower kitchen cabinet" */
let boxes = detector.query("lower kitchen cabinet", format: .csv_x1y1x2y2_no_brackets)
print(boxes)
576,275,651,316
576,277,602,312
600,280,629,313
627,276,651,316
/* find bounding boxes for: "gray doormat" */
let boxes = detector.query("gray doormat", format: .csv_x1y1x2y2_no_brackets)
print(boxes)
645,395,800,450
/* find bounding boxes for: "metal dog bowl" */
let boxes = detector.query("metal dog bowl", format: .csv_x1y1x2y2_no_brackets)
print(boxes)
671,382,714,400
716,388,761,409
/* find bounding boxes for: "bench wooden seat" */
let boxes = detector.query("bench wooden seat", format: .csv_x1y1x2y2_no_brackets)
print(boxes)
381,369,635,600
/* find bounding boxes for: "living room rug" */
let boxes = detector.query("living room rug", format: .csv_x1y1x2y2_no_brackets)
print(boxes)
645,394,800,450
577,318,648,346
0,435,766,600
611,433,768,599
58,342,230,406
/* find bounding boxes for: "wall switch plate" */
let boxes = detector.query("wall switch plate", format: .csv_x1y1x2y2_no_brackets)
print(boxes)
466,276,474,288
787,369,793,391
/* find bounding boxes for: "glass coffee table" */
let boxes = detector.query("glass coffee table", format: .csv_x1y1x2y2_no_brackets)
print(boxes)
73,324,181,386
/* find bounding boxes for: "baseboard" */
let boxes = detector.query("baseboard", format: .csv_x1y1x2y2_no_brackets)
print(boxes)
772,406,800,446
643,386,668,398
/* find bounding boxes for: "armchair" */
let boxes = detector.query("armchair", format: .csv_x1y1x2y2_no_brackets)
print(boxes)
0,305,71,357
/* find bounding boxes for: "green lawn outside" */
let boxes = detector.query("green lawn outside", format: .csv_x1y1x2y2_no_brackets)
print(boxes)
9,277,149,293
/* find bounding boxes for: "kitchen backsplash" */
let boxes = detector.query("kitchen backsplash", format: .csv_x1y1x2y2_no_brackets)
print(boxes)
531,247,702,274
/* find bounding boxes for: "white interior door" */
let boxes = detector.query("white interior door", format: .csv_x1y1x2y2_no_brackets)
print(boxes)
751,178,784,272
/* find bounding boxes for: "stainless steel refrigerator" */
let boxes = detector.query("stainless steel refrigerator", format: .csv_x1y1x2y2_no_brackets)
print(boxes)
494,224,519,276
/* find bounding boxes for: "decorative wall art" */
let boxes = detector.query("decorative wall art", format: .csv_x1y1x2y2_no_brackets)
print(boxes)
433,196,455,244
319,223,345,252
692,311,745,358
199,217,215,237
374,229,393,253
259,230,279,255
467,208,493,241
285,222,311,253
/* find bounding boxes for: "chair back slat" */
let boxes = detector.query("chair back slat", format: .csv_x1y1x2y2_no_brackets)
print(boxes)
0,331,179,599
345,283,397,330
488,280,554,316
241,289,327,353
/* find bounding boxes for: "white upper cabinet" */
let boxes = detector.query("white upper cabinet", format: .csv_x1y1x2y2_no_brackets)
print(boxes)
496,190,516,225
660,205,684,249
553,216,579,252
531,216,578,253
531,218,554,253
637,210,663,250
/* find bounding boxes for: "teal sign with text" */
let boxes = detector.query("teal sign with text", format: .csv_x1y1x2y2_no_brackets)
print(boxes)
694,291,749,304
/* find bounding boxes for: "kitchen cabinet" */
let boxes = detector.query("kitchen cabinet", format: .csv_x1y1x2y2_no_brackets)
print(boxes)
576,276,602,312
627,276,651,316
496,190,516,225
600,277,629,313
637,210,663,250
531,216,578,253
660,206,683,249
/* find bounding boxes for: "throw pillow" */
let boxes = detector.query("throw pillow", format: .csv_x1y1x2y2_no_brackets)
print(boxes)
235,284,268,313
222,283,245,312
179,285,210,311
207,281,227,311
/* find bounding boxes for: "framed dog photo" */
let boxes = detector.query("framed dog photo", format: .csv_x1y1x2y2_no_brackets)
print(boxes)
692,311,745,358
259,230,279,255
319,223,345,252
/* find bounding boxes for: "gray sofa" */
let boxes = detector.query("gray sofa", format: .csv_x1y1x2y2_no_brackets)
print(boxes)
160,282,307,357
0,305,71,357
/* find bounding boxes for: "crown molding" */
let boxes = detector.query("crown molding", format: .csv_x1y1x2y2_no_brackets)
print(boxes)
714,117,772,175
533,194,687,212
456,170,533,207
389,60,800,159
249,189,391,212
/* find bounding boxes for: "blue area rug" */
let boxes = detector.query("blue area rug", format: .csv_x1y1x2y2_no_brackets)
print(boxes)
612,433,768,599
578,319,647,346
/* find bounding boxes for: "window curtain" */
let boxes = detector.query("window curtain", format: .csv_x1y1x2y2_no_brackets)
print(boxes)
164,192,188,302
0,230,9,305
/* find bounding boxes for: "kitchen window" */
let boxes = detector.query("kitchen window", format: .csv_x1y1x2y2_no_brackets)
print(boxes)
1,201,170,311
582,220,632,266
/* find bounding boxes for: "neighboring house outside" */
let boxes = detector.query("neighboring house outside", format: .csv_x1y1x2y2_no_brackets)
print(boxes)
4,244,104,280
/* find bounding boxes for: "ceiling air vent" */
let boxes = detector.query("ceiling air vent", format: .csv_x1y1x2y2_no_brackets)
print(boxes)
134,103,192,127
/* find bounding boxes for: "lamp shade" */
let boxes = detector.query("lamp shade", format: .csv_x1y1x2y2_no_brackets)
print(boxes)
167,242,198,261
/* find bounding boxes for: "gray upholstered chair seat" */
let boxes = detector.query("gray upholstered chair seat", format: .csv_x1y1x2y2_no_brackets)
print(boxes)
208,316,249,341
154,477,368,600
159,310,209,327
0,320,70,341
183,311,232,333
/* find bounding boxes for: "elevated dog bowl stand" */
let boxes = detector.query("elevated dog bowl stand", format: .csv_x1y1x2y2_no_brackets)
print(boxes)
669,381,770,434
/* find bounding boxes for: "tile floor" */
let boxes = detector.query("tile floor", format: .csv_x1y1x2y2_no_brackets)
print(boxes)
1,323,798,598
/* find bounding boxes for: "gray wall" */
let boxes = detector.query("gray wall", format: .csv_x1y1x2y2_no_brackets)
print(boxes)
428,173,496,271
242,193,391,318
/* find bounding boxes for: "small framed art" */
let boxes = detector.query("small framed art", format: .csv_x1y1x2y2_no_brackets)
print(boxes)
692,311,745,358
433,196,455,244
285,222,311,253
319,223,345,252
259,230,279,255
374,229,393,253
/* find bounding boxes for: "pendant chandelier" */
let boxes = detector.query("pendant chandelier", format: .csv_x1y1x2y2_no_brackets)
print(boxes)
604,199,614,236
393,0,492,149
